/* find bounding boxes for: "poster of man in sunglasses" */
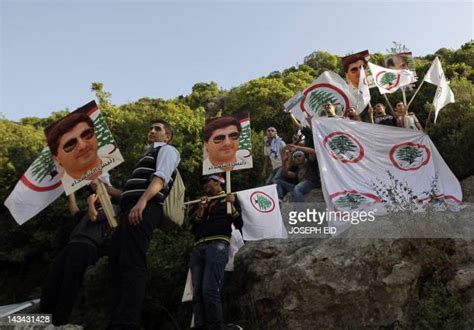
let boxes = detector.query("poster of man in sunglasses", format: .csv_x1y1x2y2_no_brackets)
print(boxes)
44,101,124,195
202,113,252,175
341,49,370,90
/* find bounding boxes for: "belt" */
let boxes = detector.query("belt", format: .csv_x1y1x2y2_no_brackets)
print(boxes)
195,235,230,246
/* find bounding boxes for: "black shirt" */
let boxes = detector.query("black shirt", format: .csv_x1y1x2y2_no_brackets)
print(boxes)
68,209,109,248
193,193,243,242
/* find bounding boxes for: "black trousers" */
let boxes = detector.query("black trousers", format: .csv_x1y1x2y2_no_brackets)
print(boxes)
108,202,163,329
40,242,97,326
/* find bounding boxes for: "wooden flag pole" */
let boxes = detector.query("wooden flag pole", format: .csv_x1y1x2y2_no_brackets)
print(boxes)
226,171,232,215
383,94,396,117
402,87,407,107
407,80,425,110
425,107,434,129
96,180,118,228
184,194,226,206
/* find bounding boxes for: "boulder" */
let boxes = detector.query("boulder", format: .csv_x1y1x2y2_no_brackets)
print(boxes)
228,205,474,329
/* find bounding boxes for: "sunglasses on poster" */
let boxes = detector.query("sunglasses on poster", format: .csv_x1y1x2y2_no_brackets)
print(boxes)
211,132,240,144
62,127,95,153
349,64,368,74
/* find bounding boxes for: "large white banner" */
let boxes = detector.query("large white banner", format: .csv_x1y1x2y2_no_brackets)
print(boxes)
236,184,287,240
312,118,462,213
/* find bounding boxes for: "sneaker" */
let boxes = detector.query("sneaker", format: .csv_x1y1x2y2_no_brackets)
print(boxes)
226,324,243,330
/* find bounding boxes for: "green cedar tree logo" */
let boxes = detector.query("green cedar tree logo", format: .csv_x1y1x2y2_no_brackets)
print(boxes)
379,72,397,87
30,149,56,183
308,90,339,116
238,120,251,151
250,191,275,213
334,193,368,210
389,142,431,171
93,111,114,149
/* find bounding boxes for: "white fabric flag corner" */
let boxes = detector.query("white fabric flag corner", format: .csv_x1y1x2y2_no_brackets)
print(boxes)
423,57,455,123
357,65,371,112
368,62,416,94
424,57,446,85
4,148,64,225
236,184,287,240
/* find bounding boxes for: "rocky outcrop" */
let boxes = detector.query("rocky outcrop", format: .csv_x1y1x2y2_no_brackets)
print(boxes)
228,205,474,329
461,176,474,203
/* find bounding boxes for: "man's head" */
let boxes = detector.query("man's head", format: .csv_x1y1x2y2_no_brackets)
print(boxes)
46,112,100,180
204,116,242,166
292,150,306,166
323,102,336,117
374,103,387,117
395,101,406,115
341,50,369,88
148,119,173,144
266,126,277,139
201,175,225,195
346,107,357,119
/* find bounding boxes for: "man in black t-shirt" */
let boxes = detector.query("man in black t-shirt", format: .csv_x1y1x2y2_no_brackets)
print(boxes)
191,175,243,330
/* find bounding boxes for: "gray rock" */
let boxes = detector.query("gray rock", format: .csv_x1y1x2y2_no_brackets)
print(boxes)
228,204,474,329
461,176,474,202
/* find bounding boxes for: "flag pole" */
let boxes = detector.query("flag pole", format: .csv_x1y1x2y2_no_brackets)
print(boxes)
402,87,407,106
184,194,227,206
96,180,118,228
226,171,232,215
407,80,425,110
425,107,434,129
383,94,395,116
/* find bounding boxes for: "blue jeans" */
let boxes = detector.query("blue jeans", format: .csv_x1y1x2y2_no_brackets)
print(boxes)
265,167,282,185
276,179,317,203
191,240,229,329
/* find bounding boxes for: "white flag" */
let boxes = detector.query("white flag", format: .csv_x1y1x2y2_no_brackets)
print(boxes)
357,65,371,112
4,148,64,225
368,62,417,94
284,71,358,118
423,57,455,123
424,57,446,85
224,227,245,271
236,184,287,240
311,118,462,214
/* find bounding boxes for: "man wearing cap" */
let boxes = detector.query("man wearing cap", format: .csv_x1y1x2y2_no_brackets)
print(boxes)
191,175,243,330
276,145,320,204
108,119,180,329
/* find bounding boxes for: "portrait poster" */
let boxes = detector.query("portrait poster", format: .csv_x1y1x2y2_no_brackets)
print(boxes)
202,113,253,175
44,100,124,195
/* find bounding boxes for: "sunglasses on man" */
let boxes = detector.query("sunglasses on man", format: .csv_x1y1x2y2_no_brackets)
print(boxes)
211,132,240,144
62,127,95,153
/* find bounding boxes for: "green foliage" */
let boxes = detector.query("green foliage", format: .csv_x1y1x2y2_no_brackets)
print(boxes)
0,42,472,328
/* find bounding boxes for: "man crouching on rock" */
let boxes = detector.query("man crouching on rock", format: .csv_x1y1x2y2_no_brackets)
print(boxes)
191,175,243,329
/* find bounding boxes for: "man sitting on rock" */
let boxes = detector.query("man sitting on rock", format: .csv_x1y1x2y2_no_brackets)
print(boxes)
276,145,320,205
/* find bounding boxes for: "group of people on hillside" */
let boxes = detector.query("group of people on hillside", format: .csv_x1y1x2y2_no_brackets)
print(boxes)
40,119,243,330
262,99,425,204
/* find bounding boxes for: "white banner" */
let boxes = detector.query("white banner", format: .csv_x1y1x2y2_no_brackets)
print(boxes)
312,118,462,213
236,184,287,240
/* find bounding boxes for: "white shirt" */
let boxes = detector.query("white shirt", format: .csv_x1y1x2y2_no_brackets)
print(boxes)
152,142,181,185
